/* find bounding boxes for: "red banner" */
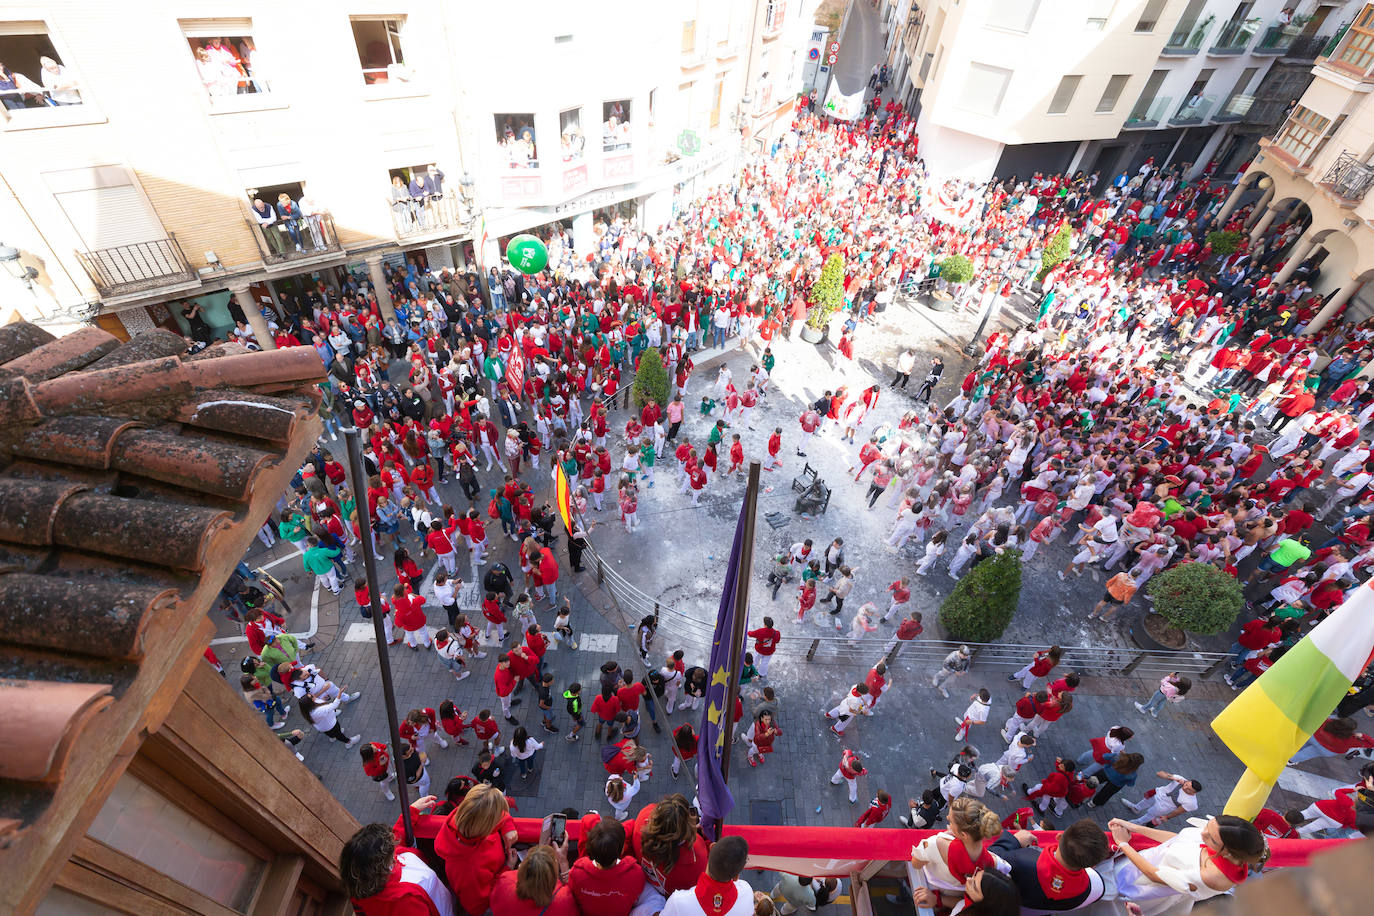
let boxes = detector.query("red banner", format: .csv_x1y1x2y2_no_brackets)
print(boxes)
506,349,525,403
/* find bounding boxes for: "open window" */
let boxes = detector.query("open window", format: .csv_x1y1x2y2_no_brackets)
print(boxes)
560,108,585,163
0,22,83,109
351,17,411,85
603,99,631,151
181,20,268,98
496,114,538,169
244,181,336,260
386,163,458,236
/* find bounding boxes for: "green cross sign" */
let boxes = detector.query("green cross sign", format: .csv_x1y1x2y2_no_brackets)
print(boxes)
677,130,702,156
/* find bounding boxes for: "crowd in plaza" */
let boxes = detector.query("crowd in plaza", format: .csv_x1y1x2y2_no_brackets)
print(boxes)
202,85,1374,914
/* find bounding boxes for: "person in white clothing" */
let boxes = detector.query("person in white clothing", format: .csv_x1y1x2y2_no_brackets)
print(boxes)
1123,772,1202,825
660,836,755,916
605,773,640,821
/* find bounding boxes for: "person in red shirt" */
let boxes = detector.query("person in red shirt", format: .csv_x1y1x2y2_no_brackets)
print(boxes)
888,610,924,656
358,742,396,802
1252,807,1303,839
830,747,867,803
1230,615,1282,669
854,790,892,827
567,817,646,916
342,817,456,916
627,797,710,895
391,584,431,650
591,686,622,740
727,434,745,476
488,845,579,915
1289,716,1374,763
1011,646,1061,689
1024,757,1077,817
763,427,783,471
494,656,522,723
864,662,890,710
746,617,781,679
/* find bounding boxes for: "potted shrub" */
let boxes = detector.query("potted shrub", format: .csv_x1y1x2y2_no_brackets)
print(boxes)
925,255,975,313
1137,561,1244,650
1035,223,1073,284
632,346,670,410
1205,229,1244,259
938,549,1023,642
802,253,845,343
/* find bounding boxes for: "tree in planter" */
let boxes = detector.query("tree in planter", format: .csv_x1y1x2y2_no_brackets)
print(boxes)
806,253,846,332
632,347,670,411
938,254,976,286
938,549,1023,642
1036,223,1073,283
1205,230,1244,259
1146,562,1244,637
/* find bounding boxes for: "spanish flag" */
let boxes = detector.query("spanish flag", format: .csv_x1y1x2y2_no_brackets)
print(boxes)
1211,581,1374,817
554,463,575,534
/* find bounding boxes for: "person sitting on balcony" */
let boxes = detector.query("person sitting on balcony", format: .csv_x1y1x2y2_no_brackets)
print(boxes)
275,193,305,252
250,197,286,257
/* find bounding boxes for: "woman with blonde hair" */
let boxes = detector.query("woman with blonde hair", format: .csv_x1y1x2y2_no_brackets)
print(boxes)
434,783,512,915
489,843,578,915
909,796,1009,907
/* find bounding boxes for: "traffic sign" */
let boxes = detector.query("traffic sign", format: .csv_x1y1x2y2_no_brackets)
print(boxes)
826,52,838,64
807,47,820,60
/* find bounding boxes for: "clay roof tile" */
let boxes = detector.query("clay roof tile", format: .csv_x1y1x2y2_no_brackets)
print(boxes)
30,356,190,417
52,492,230,570
0,680,113,783
0,479,89,547
0,324,56,368
110,428,275,500
7,417,144,470
0,573,176,661
84,329,191,371
174,390,312,443
0,327,119,383
181,347,325,391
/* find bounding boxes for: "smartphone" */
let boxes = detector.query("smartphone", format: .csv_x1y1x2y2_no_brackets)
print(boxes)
549,813,567,846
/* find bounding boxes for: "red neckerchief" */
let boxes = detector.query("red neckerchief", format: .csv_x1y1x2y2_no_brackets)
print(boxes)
1036,846,1089,900
946,837,993,883
694,875,739,916
1207,849,1250,884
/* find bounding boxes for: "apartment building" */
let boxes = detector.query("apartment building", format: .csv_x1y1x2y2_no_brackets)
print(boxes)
1079,0,1359,185
878,0,1190,181
1228,1,1374,328
0,1,810,344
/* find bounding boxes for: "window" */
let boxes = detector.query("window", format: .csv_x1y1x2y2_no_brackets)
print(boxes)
1085,0,1114,29
603,99,631,151
496,114,538,168
765,1,787,31
959,62,1012,116
1128,69,1168,119
245,181,332,257
1335,4,1374,71
351,17,409,85
711,78,724,128
86,773,266,913
1047,74,1081,114
1096,74,1130,113
1134,0,1167,32
1275,105,1332,163
560,108,585,163
0,22,83,108
682,20,697,54
986,0,1041,33
180,19,267,98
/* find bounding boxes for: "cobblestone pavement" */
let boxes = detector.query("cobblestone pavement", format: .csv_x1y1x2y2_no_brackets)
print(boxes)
213,292,1364,840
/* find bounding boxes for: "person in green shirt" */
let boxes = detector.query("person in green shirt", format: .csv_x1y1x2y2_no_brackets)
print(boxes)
638,439,657,488
278,510,309,547
706,420,726,449
761,348,775,376
302,536,342,594
1249,537,1311,586
257,631,301,686
739,655,760,687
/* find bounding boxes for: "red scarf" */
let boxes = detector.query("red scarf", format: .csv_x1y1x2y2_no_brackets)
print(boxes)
1036,846,1089,900
946,837,993,884
694,875,739,916
1207,849,1250,884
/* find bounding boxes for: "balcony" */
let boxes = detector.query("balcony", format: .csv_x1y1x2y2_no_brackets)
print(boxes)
389,193,469,240
1162,20,1208,55
1212,93,1253,123
1209,19,1259,54
1320,150,1374,204
248,213,342,264
1253,19,1304,55
75,236,198,299
1170,94,1215,125
1123,95,1172,129
1282,33,1335,61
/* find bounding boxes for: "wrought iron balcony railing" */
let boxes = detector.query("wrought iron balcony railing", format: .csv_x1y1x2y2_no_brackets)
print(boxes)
1320,150,1374,203
75,236,197,298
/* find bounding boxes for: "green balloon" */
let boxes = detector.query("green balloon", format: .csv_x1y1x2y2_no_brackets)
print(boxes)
505,234,549,274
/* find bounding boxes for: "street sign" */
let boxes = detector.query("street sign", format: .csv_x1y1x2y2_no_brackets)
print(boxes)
826,52,838,64
807,47,820,60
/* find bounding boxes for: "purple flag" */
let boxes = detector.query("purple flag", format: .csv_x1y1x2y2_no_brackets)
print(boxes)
697,498,749,836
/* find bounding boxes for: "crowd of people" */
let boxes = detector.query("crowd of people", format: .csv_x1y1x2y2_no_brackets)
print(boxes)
208,82,1374,914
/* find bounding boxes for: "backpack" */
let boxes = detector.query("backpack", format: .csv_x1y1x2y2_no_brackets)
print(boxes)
488,498,501,519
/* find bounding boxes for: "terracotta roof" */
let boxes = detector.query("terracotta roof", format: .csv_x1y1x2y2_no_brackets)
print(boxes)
0,323,324,848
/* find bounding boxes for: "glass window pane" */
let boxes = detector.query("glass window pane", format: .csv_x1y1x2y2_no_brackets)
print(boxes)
86,774,265,913
960,63,1012,116
1048,75,1081,114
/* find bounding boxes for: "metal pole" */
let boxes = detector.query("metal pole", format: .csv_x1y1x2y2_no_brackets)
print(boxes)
342,427,415,847
720,461,762,787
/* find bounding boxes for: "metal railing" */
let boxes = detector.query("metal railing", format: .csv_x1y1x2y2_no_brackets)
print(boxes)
578,536,1231,680
1254,20,1302,54
1163,20,1208,54
247,212,341,264
1171,94,1216,125
389,192,468,239
1283,33,1333,60
1320,150,1374,203
1125,95,1172,128
1210,19,1258,53
75,236,197,297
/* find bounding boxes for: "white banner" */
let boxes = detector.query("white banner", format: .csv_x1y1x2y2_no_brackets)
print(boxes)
822,81,866,121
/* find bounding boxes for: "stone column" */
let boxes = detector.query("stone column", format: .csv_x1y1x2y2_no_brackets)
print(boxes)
1244,186,1276,231
1304,276,1362,336
230,282,276,350
1215,181,1248,224
1272,237,1318,286
1248,203,1281,240
365,254,398,322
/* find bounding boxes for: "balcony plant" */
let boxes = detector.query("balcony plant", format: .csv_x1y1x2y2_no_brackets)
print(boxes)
802,253,845,342
1140,561,1244,649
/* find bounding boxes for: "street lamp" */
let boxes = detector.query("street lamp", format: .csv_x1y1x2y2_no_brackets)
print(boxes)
0,244,39,290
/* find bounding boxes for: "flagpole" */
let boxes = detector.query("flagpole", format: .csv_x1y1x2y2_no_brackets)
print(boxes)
720,461,762,787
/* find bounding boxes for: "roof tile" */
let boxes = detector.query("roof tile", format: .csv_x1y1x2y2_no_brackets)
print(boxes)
111,428,275,500
53,493,230,570
7,417,145,470
84,329,190,372
0,327,120,383
0,680,113,783
0,479,90,546
0,573,177,661
0,324,56,368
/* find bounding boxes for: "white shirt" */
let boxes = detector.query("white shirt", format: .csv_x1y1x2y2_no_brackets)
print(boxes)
660,879,754,916
509,737,544,760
